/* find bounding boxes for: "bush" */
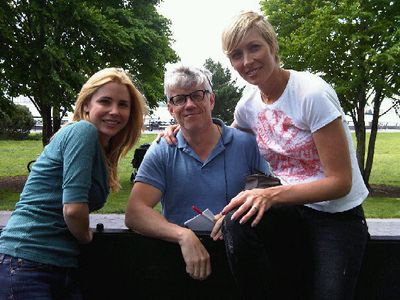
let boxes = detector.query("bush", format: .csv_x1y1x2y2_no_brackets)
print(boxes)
26,132,43,140
0,104,35,139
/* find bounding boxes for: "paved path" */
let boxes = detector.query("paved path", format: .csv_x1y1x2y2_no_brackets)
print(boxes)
0,211,399,236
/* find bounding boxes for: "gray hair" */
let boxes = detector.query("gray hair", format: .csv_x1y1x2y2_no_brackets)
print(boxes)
164,65,213,101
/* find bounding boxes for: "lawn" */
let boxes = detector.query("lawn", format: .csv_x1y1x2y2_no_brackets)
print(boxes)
0,132,399,217
367,132,400,186
0,134,156,212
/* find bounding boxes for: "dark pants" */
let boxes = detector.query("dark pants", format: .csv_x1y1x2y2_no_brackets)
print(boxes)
222,205,369,300
0,254,82,300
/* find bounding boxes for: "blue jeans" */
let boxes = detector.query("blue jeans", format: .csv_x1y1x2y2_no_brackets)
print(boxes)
0,254,82,300
222,205,369,300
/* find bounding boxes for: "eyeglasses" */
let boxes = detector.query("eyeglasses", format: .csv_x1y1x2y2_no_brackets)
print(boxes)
169,89,209,106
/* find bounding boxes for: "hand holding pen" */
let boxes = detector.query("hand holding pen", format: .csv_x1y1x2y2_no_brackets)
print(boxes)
192,205,225,241
192,205,215,224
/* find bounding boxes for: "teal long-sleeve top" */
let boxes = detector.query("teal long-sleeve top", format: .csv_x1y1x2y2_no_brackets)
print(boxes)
0,121,109,268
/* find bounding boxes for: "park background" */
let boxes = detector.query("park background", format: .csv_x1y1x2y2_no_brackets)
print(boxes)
1,0,399,217
1,131,399,218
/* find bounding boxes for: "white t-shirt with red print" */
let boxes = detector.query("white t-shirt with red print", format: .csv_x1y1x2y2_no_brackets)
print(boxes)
234,70,368,213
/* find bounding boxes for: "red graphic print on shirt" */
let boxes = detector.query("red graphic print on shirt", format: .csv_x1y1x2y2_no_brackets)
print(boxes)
256,108,323,183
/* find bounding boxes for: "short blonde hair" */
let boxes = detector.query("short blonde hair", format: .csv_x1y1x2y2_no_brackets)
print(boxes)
222,11,280,64
73,67,145,191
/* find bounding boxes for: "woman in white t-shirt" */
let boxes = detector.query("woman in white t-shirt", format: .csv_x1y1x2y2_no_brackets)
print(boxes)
219,10,369,300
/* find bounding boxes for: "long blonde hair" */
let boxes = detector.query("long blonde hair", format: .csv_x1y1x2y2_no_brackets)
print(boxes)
73,67,145,191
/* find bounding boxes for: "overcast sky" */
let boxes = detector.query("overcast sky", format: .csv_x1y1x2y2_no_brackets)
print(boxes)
157,0,262,87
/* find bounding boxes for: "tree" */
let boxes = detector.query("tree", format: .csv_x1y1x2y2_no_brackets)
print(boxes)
0,0,178,145
204,58,244,124
0,103,35,139
261,0,400,187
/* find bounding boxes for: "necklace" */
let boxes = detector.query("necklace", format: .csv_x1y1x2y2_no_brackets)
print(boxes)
261,91,270,104
260,69,289,104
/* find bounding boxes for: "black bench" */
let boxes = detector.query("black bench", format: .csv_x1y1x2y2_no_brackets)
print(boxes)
78,229,400,300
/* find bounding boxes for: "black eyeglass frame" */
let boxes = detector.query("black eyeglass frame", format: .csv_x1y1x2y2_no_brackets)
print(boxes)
169,89,210,106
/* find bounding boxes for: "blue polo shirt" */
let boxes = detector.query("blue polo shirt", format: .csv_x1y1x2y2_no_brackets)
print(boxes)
134,119,269,225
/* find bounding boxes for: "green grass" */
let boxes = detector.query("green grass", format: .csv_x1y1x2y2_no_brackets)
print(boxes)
90,134,158,214
0,134,157,212
362,197,400,218
0,139,43,176
0,190,21,210
1,132,399,217
367,132,400,186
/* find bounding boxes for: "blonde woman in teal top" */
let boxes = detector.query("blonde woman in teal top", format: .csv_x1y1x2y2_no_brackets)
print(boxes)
0,67,145,299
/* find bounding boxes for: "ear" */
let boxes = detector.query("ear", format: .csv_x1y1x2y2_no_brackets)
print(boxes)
83,103,90,113
167,102,175,118
209,92,215,111
268,44,279,63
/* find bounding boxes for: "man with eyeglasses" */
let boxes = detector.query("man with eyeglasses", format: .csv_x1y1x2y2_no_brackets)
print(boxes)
125,64,269,282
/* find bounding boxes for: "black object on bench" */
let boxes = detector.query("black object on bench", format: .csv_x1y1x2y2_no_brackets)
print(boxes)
130,143,151,183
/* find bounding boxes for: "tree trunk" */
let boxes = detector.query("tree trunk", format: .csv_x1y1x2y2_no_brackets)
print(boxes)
364,91,383,189
41,105,53,146
52,106,62,133
353,102,366,180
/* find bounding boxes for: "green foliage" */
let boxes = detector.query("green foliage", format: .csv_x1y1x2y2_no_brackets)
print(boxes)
0,96,13,115
262,0,400,103
26,133,43,141
261,0,400,185
204,58,245,124
0,104,35,139
0,0,178,145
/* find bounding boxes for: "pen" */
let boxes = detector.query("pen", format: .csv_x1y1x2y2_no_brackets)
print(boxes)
192,205,215,224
